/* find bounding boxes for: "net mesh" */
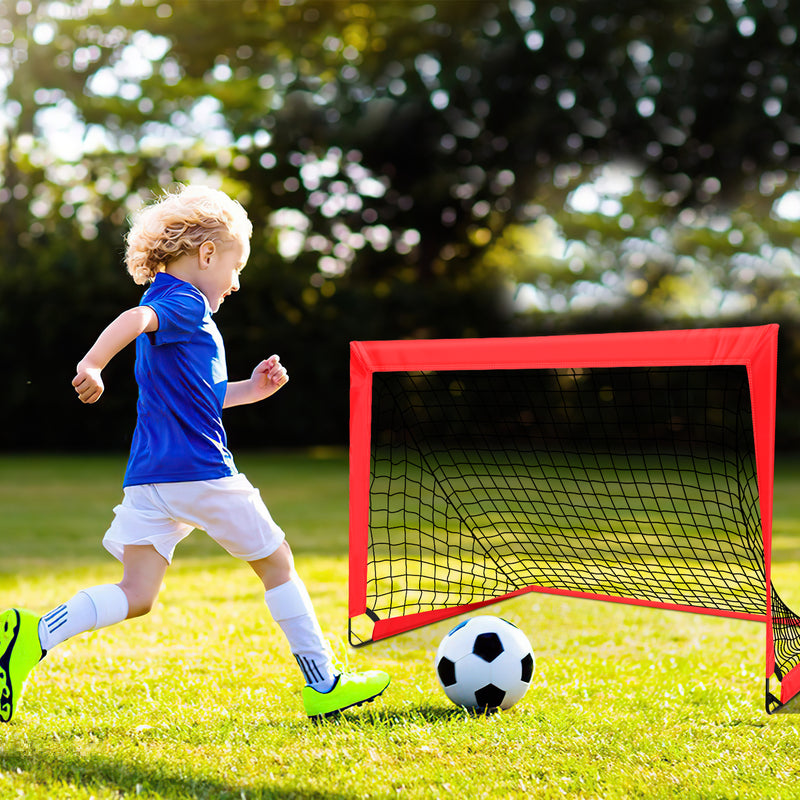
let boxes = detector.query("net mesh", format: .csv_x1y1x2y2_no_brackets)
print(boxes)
362,365,800,682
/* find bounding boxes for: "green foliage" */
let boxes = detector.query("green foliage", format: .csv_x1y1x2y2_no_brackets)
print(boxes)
3,1,800,446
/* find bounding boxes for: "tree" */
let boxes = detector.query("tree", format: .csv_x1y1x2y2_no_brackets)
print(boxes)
2,0,800,447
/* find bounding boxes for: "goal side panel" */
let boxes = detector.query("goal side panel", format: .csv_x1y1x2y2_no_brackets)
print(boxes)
349,341,373,633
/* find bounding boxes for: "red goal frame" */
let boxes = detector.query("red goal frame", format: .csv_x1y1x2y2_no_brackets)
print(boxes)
349,325,793,710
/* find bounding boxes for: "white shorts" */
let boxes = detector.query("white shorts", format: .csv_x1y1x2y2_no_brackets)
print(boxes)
103,473,285,565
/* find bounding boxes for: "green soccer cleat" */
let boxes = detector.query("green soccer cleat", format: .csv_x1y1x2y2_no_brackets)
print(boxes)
302,669,390,719
0,609,44,723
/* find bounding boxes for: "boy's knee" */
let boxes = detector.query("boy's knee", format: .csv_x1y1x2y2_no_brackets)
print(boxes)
126,597,155,619
250,540,294,589
118,583,157,619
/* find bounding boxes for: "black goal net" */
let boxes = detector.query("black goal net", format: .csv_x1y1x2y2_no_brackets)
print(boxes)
368,365,762,612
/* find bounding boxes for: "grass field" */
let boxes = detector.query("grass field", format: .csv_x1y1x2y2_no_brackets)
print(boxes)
2,452,800,799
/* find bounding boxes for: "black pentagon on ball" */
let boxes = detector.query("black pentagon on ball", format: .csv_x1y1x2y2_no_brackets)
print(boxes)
437,656,457,687
474,683,506,710
520,652,534,683
472,631,504,663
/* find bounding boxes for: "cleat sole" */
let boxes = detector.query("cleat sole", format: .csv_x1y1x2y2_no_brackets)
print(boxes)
0,609,43,723
0,610,21,723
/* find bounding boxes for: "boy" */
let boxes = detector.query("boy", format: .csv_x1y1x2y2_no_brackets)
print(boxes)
0,185,389,722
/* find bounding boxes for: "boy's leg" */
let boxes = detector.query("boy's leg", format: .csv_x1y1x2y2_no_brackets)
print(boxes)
252,541,336,691
117,544,169,618
183,474,389,717
39,585,128,652
250,541,390,718
1,545,166,722
39,544,167,651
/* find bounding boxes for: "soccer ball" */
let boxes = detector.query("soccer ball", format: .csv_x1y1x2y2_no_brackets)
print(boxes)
435,615,535,712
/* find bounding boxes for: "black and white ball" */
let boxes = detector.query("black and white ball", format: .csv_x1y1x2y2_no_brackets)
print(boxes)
435,615,535,712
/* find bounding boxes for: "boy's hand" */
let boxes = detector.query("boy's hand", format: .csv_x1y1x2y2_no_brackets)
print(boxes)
250,355,289,401
223,355,289,408
72,364,104,404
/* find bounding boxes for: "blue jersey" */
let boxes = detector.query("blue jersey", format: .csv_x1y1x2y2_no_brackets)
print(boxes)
123,272,237,487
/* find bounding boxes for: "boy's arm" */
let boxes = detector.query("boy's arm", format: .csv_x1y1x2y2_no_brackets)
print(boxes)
72,306,158,404
224,355,289,409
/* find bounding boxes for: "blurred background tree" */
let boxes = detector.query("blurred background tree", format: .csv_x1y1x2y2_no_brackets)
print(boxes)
2,0,800,450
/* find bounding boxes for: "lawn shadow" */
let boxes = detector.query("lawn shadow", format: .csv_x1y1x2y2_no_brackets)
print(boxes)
0,746,355,800
304,702,488,728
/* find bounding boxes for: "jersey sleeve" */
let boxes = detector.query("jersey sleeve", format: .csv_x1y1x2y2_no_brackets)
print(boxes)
144,287,206,345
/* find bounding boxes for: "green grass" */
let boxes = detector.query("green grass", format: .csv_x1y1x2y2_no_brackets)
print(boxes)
2,452,800,799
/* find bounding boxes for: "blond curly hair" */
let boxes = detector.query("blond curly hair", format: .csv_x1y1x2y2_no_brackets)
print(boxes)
125,185,253,285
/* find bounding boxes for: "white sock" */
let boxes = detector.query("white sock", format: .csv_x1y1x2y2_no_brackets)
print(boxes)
264,573,336,692
38,584,129,652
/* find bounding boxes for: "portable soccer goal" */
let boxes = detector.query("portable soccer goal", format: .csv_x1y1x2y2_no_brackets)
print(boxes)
348,324,800,713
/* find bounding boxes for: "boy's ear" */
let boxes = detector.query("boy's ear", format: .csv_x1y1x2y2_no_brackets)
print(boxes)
198,240,216,268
